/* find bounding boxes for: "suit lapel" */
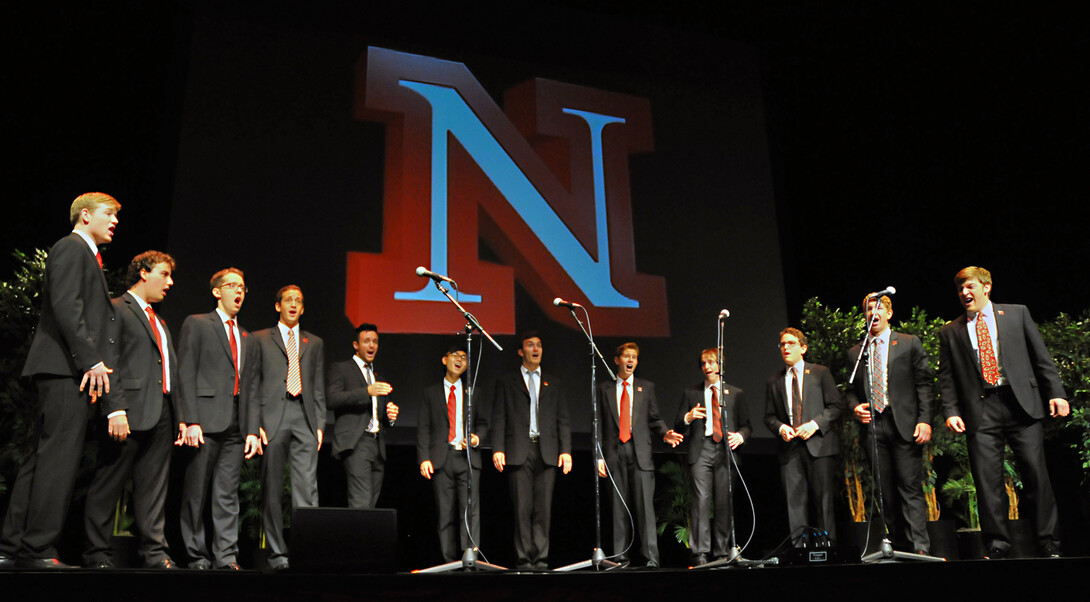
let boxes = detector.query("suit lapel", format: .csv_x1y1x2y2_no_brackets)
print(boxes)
272,327,287,358
209,312,233,362
801,362,820,417
950,315,979,376
993,304,1012,367
125,292,156,344
605,381,620,424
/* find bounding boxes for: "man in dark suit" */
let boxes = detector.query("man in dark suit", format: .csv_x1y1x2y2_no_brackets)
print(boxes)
847,294,934,554
939,266,1069,559
417,345,486,563
327,323,398,509
491,331,572,570
83,251,181,569
249,285,325,571
596,342,683,568
674,347,751,565
0,192,121,569
177,268,262,570
764,327,843,546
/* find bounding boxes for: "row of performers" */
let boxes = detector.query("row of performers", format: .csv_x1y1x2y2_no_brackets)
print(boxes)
0,193,1071,570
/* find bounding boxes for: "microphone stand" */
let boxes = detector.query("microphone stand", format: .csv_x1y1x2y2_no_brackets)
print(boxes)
695,312,761,569
554,306,622,572
850,299,943,564
415,279,505,573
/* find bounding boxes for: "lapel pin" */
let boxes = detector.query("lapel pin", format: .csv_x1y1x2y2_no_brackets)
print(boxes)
637,386,643,392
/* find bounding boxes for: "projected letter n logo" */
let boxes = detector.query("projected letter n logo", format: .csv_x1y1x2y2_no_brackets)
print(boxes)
347,47,668,336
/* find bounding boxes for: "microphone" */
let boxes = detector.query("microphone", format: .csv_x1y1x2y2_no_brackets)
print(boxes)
867,286,896,299
719,309,731,319
415,266,455,284
553,297,583,309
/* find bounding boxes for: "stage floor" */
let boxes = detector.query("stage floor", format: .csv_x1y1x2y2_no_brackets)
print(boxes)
1,556,1084,601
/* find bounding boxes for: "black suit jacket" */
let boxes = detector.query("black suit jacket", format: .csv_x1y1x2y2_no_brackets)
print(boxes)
597,378,669,471
764,362,843,460
327,358,390,459
491,370,571,466
22,233,119,381
938,303,1065,433
108,292,180,429
249,327,326,439
176,310,258,436
674,381,751,464
417,380,484,470
847,332,934,442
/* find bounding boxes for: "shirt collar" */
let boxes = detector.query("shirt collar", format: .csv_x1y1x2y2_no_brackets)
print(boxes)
277,321,300,340
72,229,99,257
128,289,150,311
215,307,235,324
968,300,993,323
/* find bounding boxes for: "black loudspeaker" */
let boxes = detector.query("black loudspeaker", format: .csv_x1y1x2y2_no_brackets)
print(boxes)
290,507,398,573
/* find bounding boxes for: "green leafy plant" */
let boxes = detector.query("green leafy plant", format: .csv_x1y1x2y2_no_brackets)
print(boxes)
655,459,692,548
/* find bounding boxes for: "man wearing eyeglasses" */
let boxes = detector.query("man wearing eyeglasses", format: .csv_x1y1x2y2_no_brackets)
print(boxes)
176,268,262,570
327,323,398,509
417,344,485,563
764,328,843,546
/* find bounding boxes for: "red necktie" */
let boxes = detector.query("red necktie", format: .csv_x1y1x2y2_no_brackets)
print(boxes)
95,252,103,269
447,383,457,443
977,315,1000,385
145,306,167,394
619,381,631,443
711,386,723,443
227,319,239,395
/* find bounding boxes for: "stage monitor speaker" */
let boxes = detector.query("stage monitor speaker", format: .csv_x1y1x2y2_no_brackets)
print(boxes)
290,507,398,573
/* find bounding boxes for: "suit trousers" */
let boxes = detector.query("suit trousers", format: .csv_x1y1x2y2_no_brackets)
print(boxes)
968,387,1059,552
860,409,930,552
84,398,174,565
432,447,480,563
342,433,383,509
779,440,837,546
0,376,94,559
262,396,319,568
180,402,243,568
507,440,557,569
689,438,736,557
607,440,658,563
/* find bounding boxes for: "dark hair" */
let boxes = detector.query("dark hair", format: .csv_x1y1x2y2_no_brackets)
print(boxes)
519,330,542,346
354,323,379,343
276,285,303,304
126,250,175,288
210,267,244,291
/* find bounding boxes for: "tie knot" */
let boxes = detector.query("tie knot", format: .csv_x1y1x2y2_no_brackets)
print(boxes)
145,306,155,318
227,319,235,327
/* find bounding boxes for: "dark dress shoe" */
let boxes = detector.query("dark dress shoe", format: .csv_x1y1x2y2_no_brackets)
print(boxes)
16,557,76,569
691,553,708,566
984,546,1009,559
148,558,178,569
0,554,15,569
87,560,115,569
1041,543,1062,559
644,560,659,569
188,561,211,570
218,562,242,571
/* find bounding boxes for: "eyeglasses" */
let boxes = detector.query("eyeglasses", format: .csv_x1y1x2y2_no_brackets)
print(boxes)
219,282,248,293
447,353,468,360
778,341,801,349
